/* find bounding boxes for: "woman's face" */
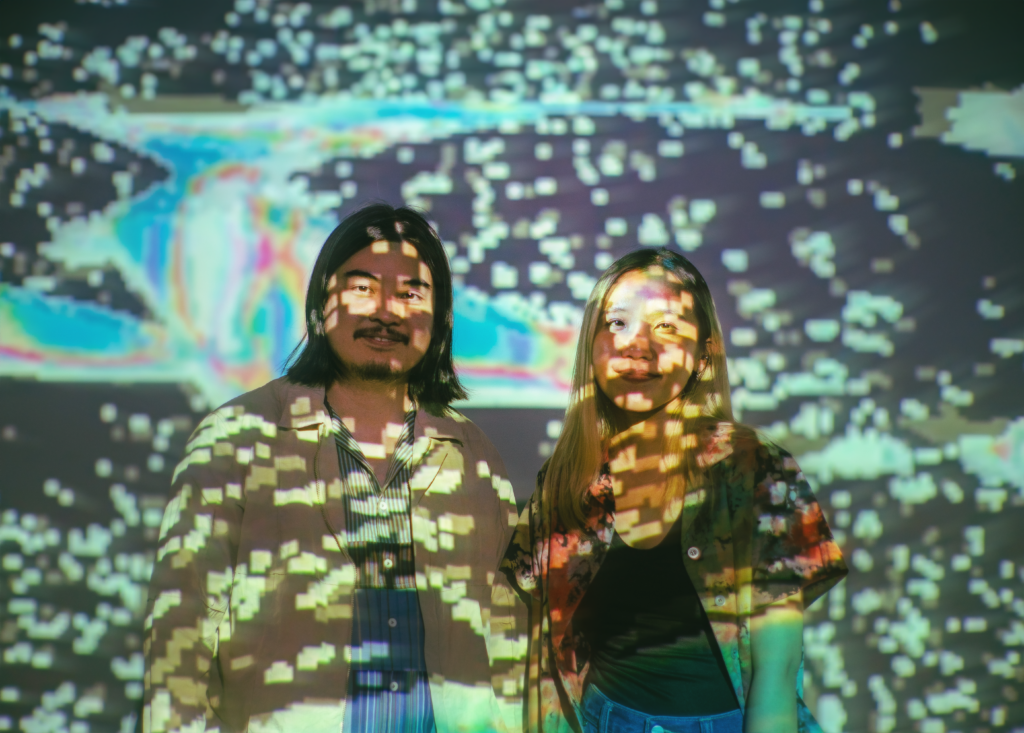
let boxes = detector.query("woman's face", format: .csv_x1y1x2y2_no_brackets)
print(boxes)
592,267,704,414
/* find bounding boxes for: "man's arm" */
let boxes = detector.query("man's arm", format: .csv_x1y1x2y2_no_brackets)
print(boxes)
477,442,531,733
143,410,244,733
745,591,804,733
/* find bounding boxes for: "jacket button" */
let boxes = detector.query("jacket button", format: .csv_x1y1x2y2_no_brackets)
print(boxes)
388,617,398,628
715,595,727,606
389,681,399,692
383,558,394,569
687,546,701,560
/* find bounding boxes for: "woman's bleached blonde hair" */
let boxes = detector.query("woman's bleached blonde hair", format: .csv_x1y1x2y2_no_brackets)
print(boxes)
544,247,735,530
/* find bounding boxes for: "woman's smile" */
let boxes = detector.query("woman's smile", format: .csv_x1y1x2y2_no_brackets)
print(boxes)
616,367,659,382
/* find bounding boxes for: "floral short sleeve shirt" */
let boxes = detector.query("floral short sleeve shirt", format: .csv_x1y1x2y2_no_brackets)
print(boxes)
501,423,848,733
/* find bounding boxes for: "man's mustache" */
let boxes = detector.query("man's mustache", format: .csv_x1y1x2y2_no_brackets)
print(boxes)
353,326,409,345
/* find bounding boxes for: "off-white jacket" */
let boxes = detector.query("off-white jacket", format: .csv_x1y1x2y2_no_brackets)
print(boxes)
143,377,527,733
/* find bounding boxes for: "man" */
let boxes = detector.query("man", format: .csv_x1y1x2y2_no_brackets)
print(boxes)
144,204,526,733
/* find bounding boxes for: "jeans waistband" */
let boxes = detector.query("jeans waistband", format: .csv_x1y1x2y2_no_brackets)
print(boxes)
581,684,743,733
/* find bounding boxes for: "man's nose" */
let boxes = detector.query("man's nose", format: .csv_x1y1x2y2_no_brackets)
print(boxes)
369,293,404,324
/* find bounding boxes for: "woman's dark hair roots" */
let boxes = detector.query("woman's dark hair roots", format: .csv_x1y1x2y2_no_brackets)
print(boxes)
285,202,467,410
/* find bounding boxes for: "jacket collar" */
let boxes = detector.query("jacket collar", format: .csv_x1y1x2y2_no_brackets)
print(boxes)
274,378,465,445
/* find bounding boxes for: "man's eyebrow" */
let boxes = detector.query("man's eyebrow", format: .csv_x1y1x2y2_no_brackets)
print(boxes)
343,269,379,281
401,278,432,290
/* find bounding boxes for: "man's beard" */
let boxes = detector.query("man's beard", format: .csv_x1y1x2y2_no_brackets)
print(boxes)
338,358,406,384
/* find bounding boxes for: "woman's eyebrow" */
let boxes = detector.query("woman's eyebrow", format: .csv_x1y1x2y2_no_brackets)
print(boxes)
400,278,432,290
647,309,683,320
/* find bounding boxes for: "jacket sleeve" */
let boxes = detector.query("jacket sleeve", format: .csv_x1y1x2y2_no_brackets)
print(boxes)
476,442,531,733
749,442,848,611
499,467,571,733
142,408,246,733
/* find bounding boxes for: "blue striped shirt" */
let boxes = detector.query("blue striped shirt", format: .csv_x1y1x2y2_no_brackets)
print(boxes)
327,402,435,733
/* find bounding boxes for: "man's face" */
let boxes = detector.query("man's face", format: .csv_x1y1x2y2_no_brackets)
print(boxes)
323,240,434,381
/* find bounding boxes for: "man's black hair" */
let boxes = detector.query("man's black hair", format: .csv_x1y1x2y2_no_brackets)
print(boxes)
285,202,468,409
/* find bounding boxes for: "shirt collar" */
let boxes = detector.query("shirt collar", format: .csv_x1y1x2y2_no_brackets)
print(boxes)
275,378,466,447
324,399,415,454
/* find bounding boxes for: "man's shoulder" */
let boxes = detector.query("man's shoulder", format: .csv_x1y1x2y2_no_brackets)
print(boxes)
201,377,322,431
418,406,499,457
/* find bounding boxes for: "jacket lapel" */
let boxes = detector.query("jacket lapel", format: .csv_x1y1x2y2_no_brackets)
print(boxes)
408,407,465,506
680,424,747,709
545,476,615,671
273,381,346,536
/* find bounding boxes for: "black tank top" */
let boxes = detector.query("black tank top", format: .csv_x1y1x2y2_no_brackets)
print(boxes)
572,513,739,716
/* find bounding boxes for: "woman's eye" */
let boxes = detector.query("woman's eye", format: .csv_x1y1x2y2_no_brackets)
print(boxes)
401,291,423,301
606,319,624,330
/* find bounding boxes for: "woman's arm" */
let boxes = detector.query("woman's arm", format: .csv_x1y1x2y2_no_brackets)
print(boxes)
745,591,804,733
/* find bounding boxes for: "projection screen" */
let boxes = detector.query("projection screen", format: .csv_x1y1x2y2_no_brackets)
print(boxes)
1,0,1022,731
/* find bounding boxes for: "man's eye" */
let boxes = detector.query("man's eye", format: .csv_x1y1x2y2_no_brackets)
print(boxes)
400,291,424,301
606,319,624,330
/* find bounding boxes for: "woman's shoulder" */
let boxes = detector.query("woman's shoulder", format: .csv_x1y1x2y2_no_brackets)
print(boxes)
697,420,793,477
536,457,552,488
696,420,764,461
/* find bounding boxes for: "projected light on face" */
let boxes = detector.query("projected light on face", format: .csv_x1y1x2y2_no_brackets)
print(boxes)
592,267,704,414
324,239,434,380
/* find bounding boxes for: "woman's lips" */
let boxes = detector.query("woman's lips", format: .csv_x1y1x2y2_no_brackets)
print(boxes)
617,370,658,382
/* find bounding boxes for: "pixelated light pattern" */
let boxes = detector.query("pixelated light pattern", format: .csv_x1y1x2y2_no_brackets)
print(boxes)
913,86,1024,158
1,1,1022,732
137,383,524,732
0,91,855,409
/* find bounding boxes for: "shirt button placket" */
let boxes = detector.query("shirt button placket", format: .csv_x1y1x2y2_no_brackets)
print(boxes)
687,546,702,560
386,610,398,694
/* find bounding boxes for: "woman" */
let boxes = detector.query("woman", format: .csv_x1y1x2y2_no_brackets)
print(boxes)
502,248,847,733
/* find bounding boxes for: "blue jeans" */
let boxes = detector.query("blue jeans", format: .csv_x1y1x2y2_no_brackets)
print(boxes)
581,685,743,733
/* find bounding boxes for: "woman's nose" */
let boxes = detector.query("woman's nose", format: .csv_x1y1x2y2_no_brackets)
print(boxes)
618,325,651,358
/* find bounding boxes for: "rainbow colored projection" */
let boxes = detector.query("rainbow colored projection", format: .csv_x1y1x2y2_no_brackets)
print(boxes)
2,3,1023,732
0,92,853,407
